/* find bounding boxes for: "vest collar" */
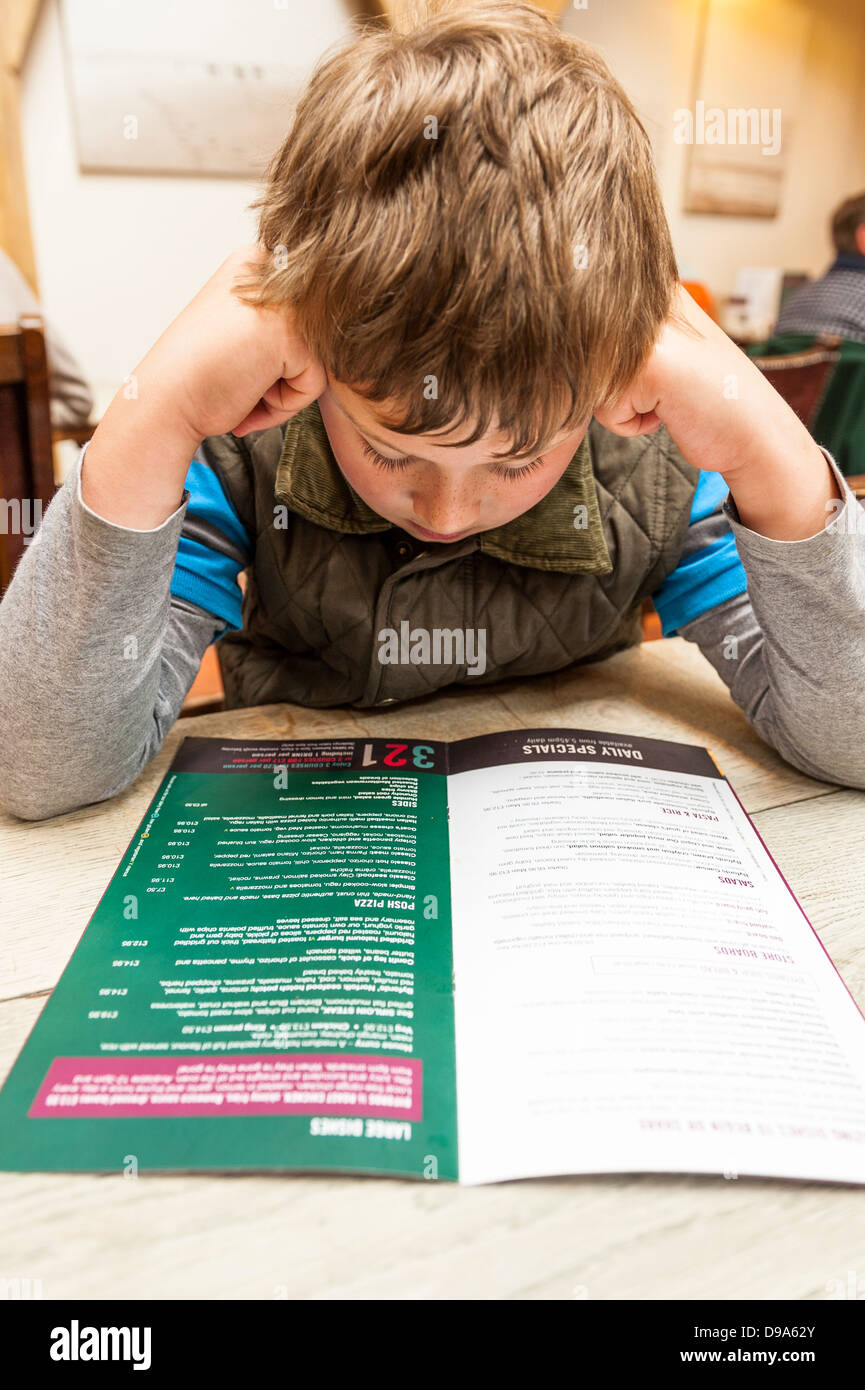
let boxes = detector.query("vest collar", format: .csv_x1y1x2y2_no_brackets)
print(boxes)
275,401,612,576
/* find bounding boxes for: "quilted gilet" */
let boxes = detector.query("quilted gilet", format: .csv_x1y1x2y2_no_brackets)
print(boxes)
199,403,699,709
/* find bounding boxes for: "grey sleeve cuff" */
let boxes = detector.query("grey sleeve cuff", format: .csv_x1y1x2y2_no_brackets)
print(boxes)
722,448,862,566
72,437,190,553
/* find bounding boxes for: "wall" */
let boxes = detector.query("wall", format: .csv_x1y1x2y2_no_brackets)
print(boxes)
19,0,865,409
19,0,358,408
562,0,865,295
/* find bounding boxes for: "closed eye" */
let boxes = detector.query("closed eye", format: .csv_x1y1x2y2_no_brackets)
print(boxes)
491,456,546,480
361,440,412,472
360,438,545,480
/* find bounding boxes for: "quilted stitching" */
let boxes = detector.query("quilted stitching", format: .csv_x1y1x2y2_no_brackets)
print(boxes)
211,417,698,708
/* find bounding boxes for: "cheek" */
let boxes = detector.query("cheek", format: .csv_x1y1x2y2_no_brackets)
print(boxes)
318,400,395,499
508,472,561,510
323,429,387,494
487,460,572,514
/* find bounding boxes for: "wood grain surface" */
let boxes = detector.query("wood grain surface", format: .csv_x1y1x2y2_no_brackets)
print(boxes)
1,639,862,1301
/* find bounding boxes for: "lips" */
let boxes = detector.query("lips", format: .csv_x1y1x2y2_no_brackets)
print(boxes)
407,522,475,542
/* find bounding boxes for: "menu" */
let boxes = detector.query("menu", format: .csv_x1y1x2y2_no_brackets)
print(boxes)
1,729,864,1186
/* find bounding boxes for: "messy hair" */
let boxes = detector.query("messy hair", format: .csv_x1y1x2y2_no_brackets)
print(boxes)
233,0,678,456
832,191,865,256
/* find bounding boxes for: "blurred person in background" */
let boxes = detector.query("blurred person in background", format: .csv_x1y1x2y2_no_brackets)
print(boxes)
775,191,865,344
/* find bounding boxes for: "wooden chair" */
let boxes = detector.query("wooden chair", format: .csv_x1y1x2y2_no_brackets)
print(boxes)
748,332,865,477
0,313,55,590
749,333,842,433
52,420,97,447
0,319,220,713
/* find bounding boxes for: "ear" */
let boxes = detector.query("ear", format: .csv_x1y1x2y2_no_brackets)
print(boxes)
855,223,865,257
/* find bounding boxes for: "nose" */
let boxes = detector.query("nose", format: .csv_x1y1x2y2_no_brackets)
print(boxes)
412,483,480,537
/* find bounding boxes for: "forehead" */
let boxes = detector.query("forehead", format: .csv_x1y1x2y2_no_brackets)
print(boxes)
326,377,567,462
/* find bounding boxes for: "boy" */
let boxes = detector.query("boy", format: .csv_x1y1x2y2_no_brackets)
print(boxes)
0,0,863,821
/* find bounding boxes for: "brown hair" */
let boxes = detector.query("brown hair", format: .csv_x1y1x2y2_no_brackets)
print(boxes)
234,0,678,456
832,191,865,256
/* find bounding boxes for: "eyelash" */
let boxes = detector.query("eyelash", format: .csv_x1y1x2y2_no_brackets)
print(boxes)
360,438,546,480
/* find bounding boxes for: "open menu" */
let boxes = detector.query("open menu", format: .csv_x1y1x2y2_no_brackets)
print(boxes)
1,729,864,1186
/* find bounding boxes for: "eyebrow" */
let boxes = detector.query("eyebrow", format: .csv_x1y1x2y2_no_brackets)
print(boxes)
334,398,555,465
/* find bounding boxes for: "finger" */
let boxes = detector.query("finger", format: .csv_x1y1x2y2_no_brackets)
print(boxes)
593,407,663,438
231,405,279,437
282,358,328,403
634,411,663,435
232,366,328,437
264,364,328,415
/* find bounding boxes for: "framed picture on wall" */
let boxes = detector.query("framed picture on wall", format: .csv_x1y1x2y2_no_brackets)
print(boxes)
681,0,812,218
60,0,376,177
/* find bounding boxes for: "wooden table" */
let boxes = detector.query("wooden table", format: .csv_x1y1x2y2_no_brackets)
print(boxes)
2,638,863,1301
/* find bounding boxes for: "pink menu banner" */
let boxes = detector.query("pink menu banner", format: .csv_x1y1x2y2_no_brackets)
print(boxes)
29,1054,422,1120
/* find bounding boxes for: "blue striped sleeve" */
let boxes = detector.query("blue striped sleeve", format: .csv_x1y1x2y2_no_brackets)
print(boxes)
170,459,252,639
651,470,749,636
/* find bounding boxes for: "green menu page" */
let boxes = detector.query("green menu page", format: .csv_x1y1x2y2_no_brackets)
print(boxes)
0,737,457,1180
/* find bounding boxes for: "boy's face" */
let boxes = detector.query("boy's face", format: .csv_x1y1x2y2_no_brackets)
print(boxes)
318,377,589,542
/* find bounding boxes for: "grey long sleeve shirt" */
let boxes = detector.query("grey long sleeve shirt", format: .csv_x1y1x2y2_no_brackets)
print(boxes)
0,443,864,820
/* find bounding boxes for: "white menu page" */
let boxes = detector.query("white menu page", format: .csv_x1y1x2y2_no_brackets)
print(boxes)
447,734,865,1186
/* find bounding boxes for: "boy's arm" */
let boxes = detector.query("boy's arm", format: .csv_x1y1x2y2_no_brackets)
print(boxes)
0,446,226,820
77,245,326,533
599,284,865,789
0,246,325,819
652,452,865,788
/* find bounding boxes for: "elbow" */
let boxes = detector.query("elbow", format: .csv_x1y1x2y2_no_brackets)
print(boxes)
0,748,150,820
0,740,131,822
0,775,89,822
783,757,861,792
0,755,56,821
1,796,68,822
803,760,865,793
738,680,865,791
0,731,80,820
0,713,167,822
0,774,132,822
767,722,865,792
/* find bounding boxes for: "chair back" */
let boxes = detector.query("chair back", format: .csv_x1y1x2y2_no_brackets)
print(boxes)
748,332,865,476
749,334,842,431
0,314,55,589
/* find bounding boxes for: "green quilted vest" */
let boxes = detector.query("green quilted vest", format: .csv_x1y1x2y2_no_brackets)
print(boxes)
199,403,699,709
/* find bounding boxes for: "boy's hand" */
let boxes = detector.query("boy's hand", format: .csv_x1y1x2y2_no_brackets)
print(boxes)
593,283,841,541
83,246,326,529
145,244,327,441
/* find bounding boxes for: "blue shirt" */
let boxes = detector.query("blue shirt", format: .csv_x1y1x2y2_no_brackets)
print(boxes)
651,470,748,635
171,457,748,641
